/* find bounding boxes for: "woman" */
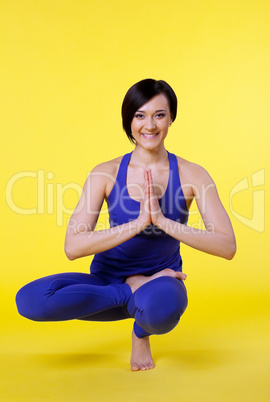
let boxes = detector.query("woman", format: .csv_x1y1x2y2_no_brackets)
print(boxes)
16,79,236,371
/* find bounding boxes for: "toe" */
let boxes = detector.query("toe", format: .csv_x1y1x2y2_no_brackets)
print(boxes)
176,271,187,280
164,268,173,274
131,363,140,371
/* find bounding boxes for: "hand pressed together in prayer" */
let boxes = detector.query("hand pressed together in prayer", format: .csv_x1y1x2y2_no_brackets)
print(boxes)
138,169,166,229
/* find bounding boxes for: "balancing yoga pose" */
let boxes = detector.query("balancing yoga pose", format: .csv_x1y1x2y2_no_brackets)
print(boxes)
16,79,236,371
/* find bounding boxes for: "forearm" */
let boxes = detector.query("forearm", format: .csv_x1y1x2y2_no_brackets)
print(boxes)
158,217,236,260
65,218,146,260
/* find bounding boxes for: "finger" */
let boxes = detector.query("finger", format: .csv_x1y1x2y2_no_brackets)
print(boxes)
145,170,150,198
143,170,150,214
149,168,153,182
148,169,153,187
143,170,149,197
144,170,148,186
148,169,155,197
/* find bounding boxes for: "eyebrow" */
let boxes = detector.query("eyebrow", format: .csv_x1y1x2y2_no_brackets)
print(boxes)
136,109,167,113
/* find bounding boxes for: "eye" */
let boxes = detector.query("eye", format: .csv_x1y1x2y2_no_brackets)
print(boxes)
156,113,166,118
134,113,144,119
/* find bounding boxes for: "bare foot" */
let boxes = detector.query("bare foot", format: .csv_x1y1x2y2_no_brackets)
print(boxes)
126,268,187,294
130,329,155,371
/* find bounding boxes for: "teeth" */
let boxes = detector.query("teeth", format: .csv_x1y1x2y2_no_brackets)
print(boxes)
142,133,158,138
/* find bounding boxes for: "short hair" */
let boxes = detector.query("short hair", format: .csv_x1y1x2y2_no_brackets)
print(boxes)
121,79,178,144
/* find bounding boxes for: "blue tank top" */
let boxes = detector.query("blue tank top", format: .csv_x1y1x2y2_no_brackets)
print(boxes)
90,151,189,281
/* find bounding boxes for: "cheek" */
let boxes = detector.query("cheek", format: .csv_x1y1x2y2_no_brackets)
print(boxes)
131,120,140,133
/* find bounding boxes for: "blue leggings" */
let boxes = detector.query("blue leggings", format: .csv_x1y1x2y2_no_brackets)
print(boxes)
16,272,188,338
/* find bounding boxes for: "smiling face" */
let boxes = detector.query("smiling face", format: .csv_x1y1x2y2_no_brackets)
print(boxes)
130,94,172,150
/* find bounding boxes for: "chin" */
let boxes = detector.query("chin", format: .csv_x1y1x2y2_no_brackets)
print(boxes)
140,143,162,151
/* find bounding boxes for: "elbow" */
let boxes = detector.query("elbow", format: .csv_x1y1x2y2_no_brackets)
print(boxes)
64,237,94,260
64,241,79,261
224,240,237,260
65,247,77,261
225,249,236,260
66,252,76,261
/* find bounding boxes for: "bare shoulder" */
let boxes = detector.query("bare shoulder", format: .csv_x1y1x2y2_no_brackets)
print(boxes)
89,155,124,199
91,155,123,177
176,155,216,191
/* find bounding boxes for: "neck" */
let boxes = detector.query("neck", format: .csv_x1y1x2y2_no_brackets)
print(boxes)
131,144,168,167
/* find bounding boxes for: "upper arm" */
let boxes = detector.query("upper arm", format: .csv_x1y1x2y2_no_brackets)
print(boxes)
65,162,116,237
191,165,235,238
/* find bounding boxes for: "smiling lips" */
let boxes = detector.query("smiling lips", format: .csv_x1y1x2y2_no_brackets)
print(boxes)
141,133,159,139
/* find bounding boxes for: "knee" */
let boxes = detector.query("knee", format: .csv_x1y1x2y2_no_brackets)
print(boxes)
16,286,31,320
134,277,188,335
16,284,48,321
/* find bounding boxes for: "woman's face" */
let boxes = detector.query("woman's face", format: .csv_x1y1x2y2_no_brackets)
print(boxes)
130,94,172,150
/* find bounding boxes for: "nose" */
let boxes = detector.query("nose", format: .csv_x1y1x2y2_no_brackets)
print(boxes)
144,117,156,131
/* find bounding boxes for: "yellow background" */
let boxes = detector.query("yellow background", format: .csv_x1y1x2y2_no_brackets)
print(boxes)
1,0,269,400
